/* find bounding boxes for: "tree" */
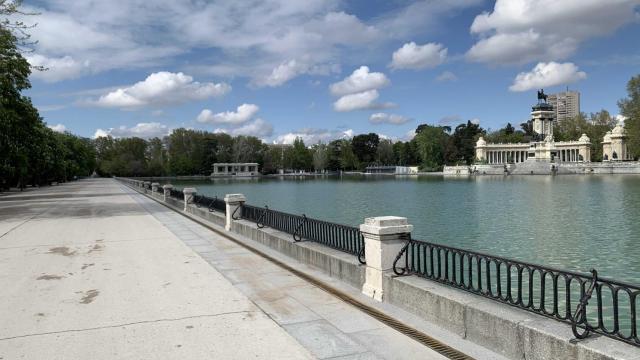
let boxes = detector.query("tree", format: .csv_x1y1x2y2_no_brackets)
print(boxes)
376,139,395,165
448,121,484,165
289,137,312,171
619,74,640,158
339,140,359,170
413,124,450,170
351,133,379,168
312,143,329,172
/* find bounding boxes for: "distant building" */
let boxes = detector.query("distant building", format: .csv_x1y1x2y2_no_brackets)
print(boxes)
211,163,259,177
547,90,580,123
475,90,591,164
602,123,633,161
365,165,418,174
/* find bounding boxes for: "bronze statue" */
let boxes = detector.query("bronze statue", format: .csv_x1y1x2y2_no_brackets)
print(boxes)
537,89,548,103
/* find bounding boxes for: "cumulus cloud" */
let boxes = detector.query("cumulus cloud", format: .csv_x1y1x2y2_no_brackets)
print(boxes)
47,123,67,133
436,71,458,82
91,72,230,108
509,62,587,92
369,113,410,125
197,104,259,125
467,0,639,65
390,42,447,70
215,119,274,138
274,128,354,145
93,122,171,139
333,90,395,112
329,66,390,96
330,66,394,112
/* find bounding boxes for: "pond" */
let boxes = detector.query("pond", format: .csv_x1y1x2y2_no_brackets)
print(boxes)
169,174,640,284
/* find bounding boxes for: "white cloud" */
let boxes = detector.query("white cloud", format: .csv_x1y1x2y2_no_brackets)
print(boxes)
215,119,274,138
93,122,171,139
509,62,587,92
91,72,230,108
436,71,458,82
48,123,67,133
467,0,640,65
27,54,91,82
329,66,390,96
274,128,355,145
390,42,447,70
330,66,394,112
333,90,395,112
470,118,481,125
197,104,260,125
404,129,416,141
369,113,410,125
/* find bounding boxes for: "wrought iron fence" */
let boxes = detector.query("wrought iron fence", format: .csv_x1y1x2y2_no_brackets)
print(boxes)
393,236,640,347
192,194,226,213
168,188,183,200
239,204,365,263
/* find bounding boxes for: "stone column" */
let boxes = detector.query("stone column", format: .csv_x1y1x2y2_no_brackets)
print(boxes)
143,181,151,193
224,194,246,231
162,184,172,202
360,216,413,302
151,182,160,193
182,187,197,211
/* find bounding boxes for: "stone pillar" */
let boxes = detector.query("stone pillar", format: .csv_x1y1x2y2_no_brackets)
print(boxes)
224,194,246,231
143,181,151,193
151,182,160,193
182,187,197,211
360,216,413,302
162,184,173,202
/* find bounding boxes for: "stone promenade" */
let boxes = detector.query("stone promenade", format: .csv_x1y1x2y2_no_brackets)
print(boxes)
0,178,446,359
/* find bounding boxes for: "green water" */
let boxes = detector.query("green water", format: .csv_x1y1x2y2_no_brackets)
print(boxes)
171,174,640,284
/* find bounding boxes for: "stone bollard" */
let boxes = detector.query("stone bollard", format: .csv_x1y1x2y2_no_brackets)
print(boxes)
360,216,413,302
151,182,160,194
162,184,173,202
144,181,151,193
182,188,197,211
224,194,246,231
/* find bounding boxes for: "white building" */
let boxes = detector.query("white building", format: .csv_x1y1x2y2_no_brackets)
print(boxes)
602,123,633,161
475,91,591,164
211,163,260,177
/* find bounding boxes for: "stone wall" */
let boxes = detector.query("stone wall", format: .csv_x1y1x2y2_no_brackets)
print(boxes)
118,178,639,360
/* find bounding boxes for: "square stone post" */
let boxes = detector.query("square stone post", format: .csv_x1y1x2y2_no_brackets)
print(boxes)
143,181,151,193
162,184,173,202
182,187,197,211
360,216,413,302
151,182,160,194
224,194,246,231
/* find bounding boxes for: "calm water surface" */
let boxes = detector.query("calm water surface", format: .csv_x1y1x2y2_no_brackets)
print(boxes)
172,175,640,283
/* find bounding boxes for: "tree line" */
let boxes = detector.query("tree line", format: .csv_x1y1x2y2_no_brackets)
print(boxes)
1,27,96,190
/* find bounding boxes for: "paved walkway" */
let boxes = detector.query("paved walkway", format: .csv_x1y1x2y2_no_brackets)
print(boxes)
0,179,444,359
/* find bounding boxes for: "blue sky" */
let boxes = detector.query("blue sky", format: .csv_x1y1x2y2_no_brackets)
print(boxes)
22,0,640,143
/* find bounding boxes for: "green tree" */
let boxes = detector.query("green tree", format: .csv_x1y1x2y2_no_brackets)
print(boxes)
413,125,449,170
351,133,379,168
619,74,640,158
312,143,329,172
375,139,395,165
448,121,484,165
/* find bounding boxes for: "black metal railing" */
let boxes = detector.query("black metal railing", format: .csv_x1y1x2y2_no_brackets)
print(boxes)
192,194,226,213
240,204,365,263
393,236,640,347
168,188,183,200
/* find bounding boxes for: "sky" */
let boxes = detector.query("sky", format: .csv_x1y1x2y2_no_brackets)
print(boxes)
20,0,640,144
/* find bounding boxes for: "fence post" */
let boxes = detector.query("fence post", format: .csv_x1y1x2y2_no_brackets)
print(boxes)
151,182,160,194
224,194,246,231
182,187,197,211
162,184,172,202
360,216,413,301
